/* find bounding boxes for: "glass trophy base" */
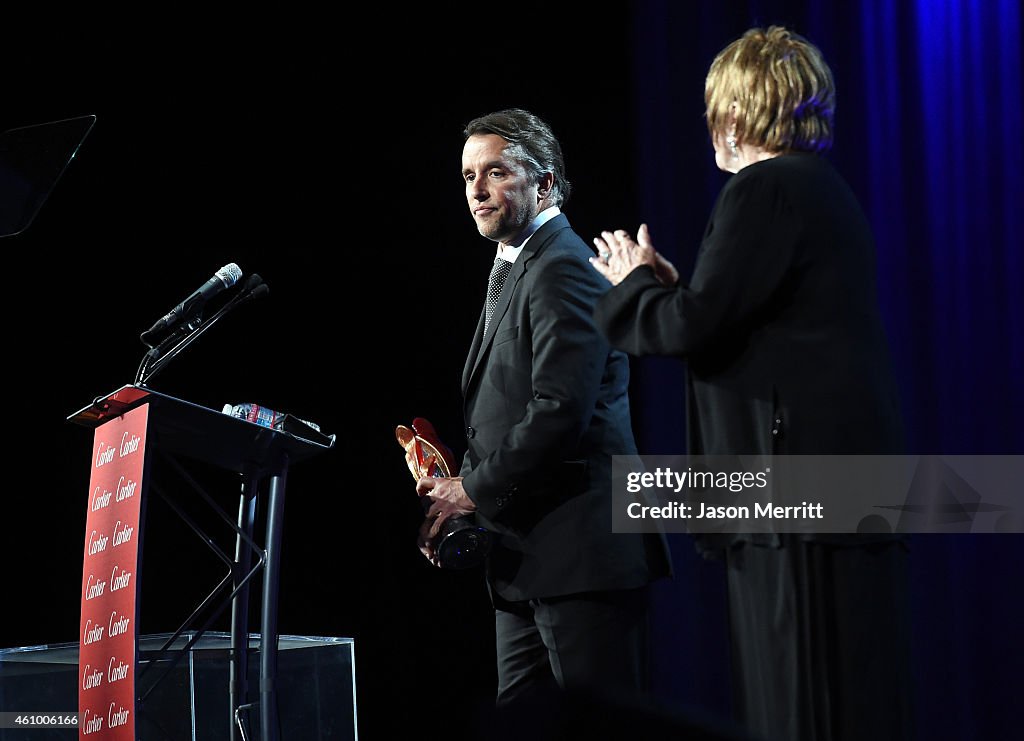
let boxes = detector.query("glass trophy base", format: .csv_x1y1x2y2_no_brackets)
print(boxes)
437,518,492,569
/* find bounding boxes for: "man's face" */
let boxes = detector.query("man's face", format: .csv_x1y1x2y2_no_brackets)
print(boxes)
462,133,540,244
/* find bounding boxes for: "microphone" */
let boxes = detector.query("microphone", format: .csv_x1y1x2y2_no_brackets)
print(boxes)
237,273,270,304
246,283,270,303
240,272,265,295
140,263,243,345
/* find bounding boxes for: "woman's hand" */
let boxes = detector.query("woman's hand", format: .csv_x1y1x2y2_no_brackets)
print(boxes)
590,223,679,287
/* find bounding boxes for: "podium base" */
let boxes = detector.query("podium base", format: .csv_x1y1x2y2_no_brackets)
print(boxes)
0,632,356,740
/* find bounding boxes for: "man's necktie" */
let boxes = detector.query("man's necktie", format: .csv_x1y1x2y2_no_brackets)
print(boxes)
483,257,513,338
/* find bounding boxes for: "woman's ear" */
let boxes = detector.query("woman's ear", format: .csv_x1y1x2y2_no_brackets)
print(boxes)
728,101,739,133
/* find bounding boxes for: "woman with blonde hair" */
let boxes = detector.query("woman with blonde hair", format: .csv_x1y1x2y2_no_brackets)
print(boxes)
592,26,911,741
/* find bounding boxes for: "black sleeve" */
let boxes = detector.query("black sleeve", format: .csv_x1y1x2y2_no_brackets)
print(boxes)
595,168,800,357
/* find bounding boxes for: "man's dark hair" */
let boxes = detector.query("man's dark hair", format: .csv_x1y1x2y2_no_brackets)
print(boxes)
464,108,571,207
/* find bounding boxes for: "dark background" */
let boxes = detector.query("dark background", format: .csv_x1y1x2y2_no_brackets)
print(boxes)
3,3,1022,740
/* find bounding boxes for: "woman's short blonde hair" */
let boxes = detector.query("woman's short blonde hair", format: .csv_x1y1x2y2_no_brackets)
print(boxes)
705,26,835,153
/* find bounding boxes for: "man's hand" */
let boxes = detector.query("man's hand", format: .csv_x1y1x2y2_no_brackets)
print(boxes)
416,476,476,566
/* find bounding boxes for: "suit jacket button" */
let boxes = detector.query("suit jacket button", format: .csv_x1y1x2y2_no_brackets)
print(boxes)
466,426,476,439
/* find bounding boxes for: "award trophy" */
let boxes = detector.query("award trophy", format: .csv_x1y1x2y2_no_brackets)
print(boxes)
396,417,492,569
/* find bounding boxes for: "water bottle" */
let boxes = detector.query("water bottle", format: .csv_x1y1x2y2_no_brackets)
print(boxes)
222,403,322,433
222,402,282,429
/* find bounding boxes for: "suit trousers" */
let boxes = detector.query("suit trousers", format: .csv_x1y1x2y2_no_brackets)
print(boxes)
492,585,651,707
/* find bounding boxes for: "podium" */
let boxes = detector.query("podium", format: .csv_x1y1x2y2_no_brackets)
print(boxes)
68,385,335,741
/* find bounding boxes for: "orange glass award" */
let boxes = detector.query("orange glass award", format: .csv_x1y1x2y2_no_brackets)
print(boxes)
395,417,491,569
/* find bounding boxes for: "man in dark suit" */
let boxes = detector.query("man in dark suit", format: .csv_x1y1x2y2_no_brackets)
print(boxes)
417,109,669,706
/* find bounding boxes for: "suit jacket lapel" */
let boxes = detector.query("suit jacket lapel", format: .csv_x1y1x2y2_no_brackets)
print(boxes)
462,306,487,394
461,213,570,396
463,260,525,389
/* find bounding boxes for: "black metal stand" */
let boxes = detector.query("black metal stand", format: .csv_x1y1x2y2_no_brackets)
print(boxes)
231,472,260,740
69,385,333,741
259,462,287,741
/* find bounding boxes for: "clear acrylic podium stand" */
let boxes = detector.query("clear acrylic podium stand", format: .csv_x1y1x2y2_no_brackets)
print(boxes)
0,633,356,740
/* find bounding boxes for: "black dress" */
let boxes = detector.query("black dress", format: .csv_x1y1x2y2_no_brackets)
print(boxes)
596,153,913,741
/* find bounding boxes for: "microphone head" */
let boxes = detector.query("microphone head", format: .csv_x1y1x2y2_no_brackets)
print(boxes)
216,263,243,287
243,273,264,291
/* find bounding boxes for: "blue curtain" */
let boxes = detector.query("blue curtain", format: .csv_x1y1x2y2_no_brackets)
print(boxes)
630,2,1023,738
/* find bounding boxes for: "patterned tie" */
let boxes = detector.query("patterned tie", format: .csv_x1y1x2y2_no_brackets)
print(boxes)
483,256,513,338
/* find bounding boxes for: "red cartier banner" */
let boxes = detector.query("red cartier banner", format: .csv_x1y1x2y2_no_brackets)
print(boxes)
79,404,148,740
